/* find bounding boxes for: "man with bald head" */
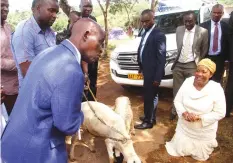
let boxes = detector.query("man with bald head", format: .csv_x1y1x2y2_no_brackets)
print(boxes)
1,19,105,163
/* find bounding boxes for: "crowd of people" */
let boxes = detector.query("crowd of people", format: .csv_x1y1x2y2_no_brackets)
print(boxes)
0,0,233,162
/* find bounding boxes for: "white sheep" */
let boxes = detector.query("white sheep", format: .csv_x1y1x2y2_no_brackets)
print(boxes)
70,100,141,163
113,96,135,136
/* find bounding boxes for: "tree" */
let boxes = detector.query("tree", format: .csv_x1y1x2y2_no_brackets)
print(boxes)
150,0,158,13
97,0,110,57
109,0,138,27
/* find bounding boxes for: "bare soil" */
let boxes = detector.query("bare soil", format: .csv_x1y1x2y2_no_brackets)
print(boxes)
68,59,233,163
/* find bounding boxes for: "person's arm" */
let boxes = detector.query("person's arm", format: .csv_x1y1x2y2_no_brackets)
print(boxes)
229,11,233,35
200,84,226,127
81,61,88,75
153,32,166,86
1,87,6,104
174,79,189,118
1,57,17,72
12,27,35,77
51,71,84,135
20,61,31,77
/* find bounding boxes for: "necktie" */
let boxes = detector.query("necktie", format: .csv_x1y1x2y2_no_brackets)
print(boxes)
212,22,218,52
138,30,148,52
183,31,191,62
138,29,149,62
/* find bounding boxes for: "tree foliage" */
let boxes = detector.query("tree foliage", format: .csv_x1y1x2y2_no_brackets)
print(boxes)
7,11,68,32
218,0,233,6
109,0,138,26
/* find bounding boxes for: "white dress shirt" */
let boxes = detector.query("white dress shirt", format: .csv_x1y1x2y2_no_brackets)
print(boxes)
179,25,196,63
66,39,81,64
209,20,222,55
140,24,156,62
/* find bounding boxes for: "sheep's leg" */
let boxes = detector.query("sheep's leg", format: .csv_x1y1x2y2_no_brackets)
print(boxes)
81,131,96,152
115,149,121,157
130,119,135,136
69,134,79,162
105,139,115,163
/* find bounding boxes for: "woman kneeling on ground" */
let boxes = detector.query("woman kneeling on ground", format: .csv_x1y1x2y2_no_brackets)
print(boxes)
165,58,226,161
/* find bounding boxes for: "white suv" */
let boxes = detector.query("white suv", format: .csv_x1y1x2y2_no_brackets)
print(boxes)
110,5,229,89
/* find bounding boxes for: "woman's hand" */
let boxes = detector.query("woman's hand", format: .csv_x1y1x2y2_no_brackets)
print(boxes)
182,112,201,122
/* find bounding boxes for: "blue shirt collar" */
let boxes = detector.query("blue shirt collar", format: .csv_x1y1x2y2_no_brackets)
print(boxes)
30,16,52,34
61,39,81,64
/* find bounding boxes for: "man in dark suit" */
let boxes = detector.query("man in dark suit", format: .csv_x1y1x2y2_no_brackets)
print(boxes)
225,11,233,117
200,4,229,83
170,11,208,120
134,9,166,129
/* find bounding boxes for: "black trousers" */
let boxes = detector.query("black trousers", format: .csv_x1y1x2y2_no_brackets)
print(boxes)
143,80,158,122
84,61,98,101
226,62,233,116
206,55,225,83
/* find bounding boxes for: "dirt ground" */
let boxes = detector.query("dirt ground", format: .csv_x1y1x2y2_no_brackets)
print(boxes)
68,59,233,163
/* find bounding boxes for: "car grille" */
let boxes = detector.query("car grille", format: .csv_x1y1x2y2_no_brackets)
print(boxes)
117,53,139,70
116,52,176,71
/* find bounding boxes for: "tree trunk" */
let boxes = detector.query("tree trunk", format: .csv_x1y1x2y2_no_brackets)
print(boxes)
151,0,156,13
97,0,110,58
103,12,109,58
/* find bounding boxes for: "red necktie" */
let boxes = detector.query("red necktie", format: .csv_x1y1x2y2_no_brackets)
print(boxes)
212,22,218,52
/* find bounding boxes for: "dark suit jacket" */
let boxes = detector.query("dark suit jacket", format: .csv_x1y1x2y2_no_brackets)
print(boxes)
200,20,229,60
137,28,166,83
228,11,233,62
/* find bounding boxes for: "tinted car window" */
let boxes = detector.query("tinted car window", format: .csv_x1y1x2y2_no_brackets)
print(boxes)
155,10,199,34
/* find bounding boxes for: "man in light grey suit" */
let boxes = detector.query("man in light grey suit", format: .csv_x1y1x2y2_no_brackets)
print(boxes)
170,11,209,119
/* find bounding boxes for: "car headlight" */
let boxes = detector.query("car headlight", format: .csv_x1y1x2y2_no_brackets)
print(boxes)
110,51,118,62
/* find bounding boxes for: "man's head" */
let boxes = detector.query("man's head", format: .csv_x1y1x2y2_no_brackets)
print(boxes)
68,11,81,30
183,11,196,30
69,18,105,63
80,0,93,18
211,4,224,23
140,9,154,31
1,0,9,25
32,0,59,28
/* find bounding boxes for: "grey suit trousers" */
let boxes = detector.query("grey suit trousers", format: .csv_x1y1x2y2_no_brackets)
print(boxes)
172,61,196,115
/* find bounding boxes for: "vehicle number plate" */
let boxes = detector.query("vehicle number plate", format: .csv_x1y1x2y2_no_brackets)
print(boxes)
128,74,143,80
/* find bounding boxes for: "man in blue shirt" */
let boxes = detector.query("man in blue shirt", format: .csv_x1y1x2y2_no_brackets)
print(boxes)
11,0,59,88
1,18,105,163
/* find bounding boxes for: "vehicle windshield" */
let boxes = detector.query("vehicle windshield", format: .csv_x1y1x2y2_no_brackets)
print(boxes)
155,10,199,34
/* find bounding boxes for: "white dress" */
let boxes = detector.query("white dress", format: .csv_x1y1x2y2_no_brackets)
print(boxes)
165,76,226,161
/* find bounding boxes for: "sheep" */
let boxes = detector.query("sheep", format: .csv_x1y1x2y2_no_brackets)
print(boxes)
113,96,135,136
69,100,141,163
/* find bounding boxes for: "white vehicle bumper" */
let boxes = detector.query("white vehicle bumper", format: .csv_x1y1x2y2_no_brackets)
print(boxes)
110,59,173,88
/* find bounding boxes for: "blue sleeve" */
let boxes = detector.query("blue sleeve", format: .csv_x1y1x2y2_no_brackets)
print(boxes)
154,33,166,83
12,25,35,64
51,70,84,135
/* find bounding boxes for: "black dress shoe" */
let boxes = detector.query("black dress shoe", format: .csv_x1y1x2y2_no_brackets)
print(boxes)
169,113,177,120
134,122,153,129
139,116,156,124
